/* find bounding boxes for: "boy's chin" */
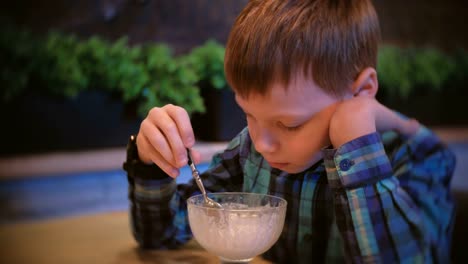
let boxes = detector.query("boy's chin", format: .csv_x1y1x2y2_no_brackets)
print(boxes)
286,156,324,174
270,154,324,173
280,164,309,174
283,168,303,174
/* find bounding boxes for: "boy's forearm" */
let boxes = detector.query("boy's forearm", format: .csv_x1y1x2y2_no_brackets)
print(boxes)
329,98,420,148
123,135,185,249
129,176,181,249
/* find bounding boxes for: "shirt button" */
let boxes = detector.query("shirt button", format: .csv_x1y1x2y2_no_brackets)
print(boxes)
339,159,354,171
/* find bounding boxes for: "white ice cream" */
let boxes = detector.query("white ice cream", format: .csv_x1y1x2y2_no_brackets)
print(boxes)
188,202,286,261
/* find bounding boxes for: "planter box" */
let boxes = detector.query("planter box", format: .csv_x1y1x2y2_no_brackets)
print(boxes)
0,90,141,156
378,83,468,126
3,84,463,157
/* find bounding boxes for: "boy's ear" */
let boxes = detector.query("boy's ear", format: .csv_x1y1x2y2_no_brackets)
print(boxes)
350,67,378,98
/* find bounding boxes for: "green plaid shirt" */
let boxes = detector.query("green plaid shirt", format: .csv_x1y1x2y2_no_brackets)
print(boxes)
130,125,456,263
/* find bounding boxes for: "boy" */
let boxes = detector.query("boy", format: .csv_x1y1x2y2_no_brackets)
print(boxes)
124,0,456,263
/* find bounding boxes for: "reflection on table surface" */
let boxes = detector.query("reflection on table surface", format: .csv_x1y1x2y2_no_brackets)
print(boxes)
0,211,271,264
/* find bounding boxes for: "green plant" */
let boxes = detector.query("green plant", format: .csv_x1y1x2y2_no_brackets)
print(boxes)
139,43,204,116
0,26,45,101
185,40,227,89
0,28,215,116
42,32,89,97
451,48,468,84
377,45,459,99
3,25,466,117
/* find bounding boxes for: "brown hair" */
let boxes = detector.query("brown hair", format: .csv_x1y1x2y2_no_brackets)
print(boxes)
224,0,381,98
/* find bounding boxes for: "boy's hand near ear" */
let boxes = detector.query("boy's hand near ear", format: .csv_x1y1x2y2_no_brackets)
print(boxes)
329,97,420,148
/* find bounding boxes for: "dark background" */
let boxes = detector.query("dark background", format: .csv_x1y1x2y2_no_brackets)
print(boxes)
1,0,467,52
0,0,467,155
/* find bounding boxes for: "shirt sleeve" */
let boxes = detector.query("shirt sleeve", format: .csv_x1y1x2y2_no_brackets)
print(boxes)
322,127,456,263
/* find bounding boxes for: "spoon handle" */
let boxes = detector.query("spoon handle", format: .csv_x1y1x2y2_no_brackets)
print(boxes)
186,149,208,197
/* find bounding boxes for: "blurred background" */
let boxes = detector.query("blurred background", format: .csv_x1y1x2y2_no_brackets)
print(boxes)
0,0,467,263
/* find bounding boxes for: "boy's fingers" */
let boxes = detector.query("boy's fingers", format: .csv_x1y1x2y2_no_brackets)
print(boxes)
165,104,196,148
135,131,153,164
148,148,180,178
374,101,420,137
398,118,420,137
137,134,179,178
140,119,178,168
148,106,187,168
189,149,203,164
157,119,187,168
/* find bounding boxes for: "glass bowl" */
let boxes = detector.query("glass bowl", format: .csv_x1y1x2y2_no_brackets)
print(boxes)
187,192,287,263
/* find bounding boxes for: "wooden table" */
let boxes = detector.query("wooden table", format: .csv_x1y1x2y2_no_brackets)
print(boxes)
0,211,271,264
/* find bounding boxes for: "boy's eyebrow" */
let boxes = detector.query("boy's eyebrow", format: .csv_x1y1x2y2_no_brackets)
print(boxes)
235,96,315,122
267,112,314,123
276,113,311,123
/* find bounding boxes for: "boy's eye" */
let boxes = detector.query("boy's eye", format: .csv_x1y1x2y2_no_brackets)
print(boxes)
279,122,302,131
285,125,301,131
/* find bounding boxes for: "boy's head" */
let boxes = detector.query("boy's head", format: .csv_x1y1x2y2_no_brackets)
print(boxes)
225,0,381,98
224,0,382,173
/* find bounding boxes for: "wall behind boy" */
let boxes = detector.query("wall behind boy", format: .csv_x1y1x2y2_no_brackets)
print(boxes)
1,0,467,52
0,0,249,54
375,0,467,51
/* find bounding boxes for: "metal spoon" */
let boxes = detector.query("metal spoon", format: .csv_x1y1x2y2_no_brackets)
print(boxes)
186,148,223,209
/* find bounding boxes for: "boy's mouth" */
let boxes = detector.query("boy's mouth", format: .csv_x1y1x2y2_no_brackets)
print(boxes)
268,161,289,169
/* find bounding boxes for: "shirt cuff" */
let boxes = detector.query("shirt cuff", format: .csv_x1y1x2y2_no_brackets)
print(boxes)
133,177,176,203
322,132,393,190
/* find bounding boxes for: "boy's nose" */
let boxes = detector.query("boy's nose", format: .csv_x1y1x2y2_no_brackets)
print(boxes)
254,128,278,154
